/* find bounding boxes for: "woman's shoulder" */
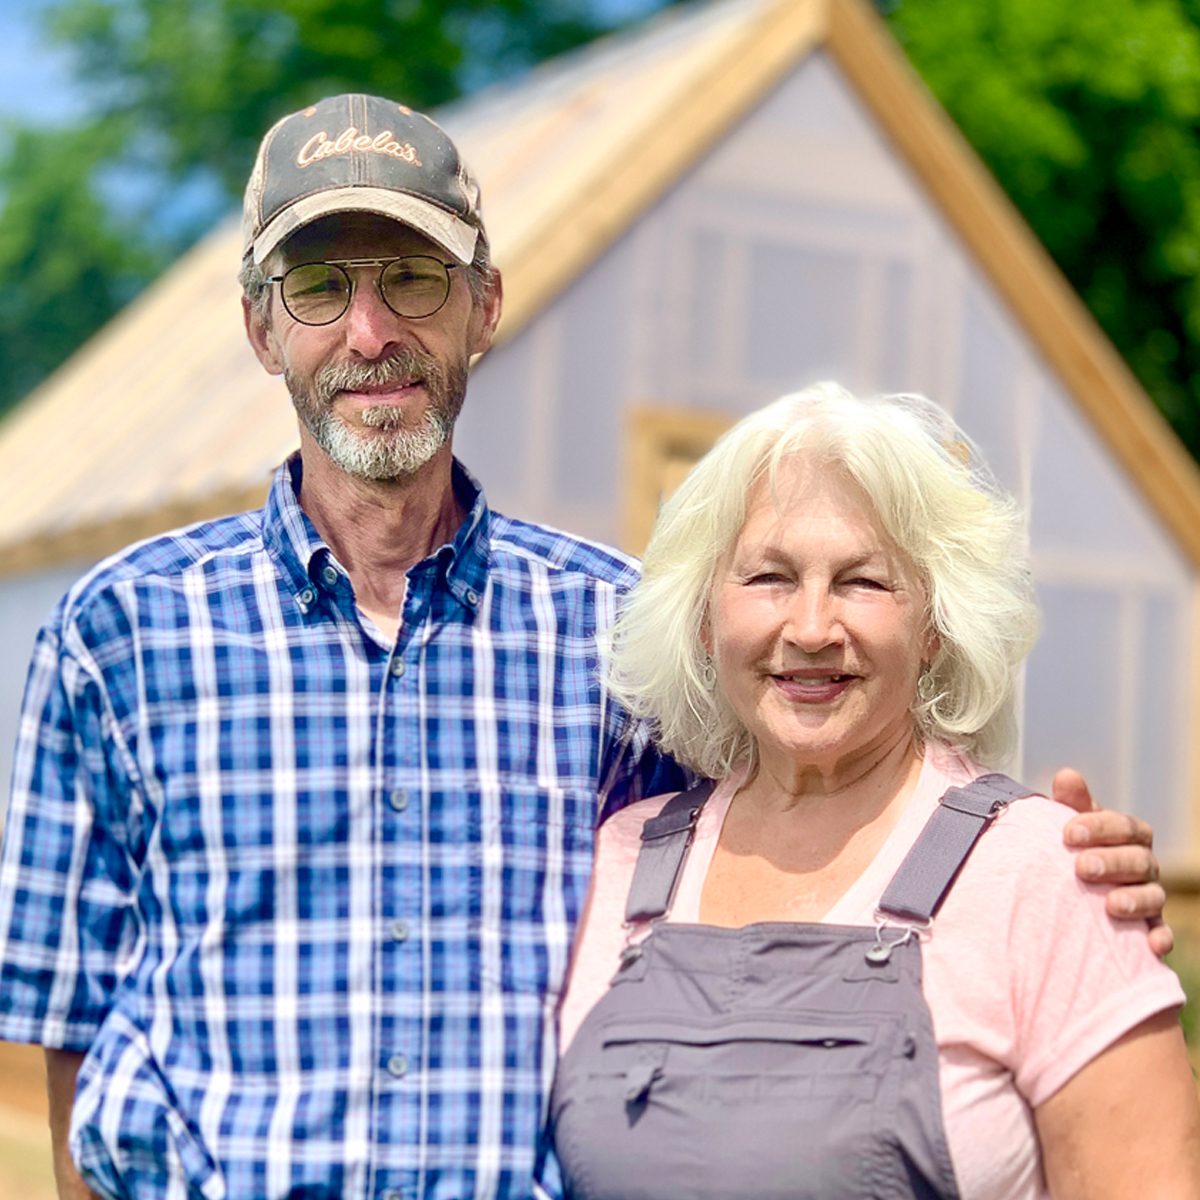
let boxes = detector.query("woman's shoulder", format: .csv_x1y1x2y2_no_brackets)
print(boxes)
601,776,732,851
600,790,687,849
925,748,1062,851
972,787,1074,868
933,775,1184,1107
918,750,1084,897
936,795,1085,945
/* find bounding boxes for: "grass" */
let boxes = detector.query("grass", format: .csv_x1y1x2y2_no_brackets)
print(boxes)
1168,927,1200,1076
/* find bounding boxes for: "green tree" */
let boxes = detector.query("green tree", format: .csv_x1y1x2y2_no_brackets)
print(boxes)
45,0,638,197
11,0,1200,459
0,0,678,419
886,0,1200,458
0,116,165,413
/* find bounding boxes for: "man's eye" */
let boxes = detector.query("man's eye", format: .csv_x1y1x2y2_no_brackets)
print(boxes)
301,279,343,296
392,268,439,286
289,270,347,298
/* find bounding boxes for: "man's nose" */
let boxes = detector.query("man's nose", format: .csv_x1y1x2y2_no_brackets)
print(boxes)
341,274,404,360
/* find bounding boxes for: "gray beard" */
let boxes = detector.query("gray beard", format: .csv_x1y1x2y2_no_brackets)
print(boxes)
288,348,467,481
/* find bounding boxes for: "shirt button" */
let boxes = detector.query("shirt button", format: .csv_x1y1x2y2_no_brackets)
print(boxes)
389,657,406,678
381,1191,403,1200
390,919,410,942
388,789,408,812
465,588,479,606
296,587,316,610
387,1053,408,1078
321,564,339,587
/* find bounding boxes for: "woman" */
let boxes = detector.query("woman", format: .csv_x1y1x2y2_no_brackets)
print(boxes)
550,384,1200,1198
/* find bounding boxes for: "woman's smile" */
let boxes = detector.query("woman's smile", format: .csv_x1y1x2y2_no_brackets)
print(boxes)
769,668,858,704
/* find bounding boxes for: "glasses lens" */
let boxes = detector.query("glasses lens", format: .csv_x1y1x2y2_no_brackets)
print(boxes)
381,257,451,318
282,264,351,325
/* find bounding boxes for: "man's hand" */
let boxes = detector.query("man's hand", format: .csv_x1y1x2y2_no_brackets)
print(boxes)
1053,768,1173,958
44,1048,102,1200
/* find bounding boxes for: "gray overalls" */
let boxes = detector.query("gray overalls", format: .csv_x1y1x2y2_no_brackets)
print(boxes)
550,774,1029,1199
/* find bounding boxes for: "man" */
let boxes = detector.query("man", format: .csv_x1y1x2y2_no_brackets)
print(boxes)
0,94,1168,1200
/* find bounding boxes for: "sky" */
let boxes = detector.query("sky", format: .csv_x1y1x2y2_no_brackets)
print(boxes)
0,0,670,127
0,0,671,241
0,0,82,125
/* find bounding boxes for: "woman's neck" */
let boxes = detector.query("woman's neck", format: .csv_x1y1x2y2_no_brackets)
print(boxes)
699,727,927,927
748,722,925,814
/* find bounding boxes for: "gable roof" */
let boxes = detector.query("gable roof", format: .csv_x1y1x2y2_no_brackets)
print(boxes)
3,0,1199,574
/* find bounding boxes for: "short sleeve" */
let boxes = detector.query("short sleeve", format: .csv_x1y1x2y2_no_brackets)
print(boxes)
971,799,1185,1107
0,611,142,1050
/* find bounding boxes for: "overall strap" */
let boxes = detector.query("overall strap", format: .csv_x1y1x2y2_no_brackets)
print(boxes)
624,780,716,924
877,773,1033,924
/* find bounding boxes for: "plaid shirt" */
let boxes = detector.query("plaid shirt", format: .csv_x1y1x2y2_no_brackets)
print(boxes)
0,456,680,1200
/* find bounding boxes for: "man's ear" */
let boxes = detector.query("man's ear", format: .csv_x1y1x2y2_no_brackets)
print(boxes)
244,295,284,376
469,268,504,358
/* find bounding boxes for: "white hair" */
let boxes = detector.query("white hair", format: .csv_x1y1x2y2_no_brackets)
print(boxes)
608,382,1039,778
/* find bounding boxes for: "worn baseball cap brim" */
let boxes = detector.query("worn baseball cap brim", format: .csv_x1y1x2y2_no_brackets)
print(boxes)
251,185,479,266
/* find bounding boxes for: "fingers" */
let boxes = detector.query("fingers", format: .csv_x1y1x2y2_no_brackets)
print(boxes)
1064,809,1154,850
1147,921,1176,960
1057,790,1172,959
1076,844,1159,887
1098,880,1165,920
1052,767,1095,814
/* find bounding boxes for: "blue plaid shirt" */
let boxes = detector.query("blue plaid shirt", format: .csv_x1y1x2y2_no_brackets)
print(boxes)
0,456,681,1200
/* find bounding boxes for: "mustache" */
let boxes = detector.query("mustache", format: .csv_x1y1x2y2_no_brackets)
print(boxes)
313,348,444,404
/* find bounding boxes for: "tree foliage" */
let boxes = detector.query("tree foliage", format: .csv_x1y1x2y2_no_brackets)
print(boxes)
6,0,1200,464
886,0,1200,458
0,0,673,419
0,116,165,413
45,0,628,197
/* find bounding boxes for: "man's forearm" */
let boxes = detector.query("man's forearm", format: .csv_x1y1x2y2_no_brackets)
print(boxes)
44,1048,101,1200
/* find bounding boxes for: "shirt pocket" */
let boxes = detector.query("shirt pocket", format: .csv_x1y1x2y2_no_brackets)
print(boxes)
465,785,597,997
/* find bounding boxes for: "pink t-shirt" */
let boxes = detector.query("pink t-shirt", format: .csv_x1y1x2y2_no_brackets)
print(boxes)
559,744,1184,1199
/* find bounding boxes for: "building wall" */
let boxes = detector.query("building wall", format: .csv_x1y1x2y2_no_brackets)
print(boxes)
0,562,91,822
458,53,1197,857
0,54,1193,858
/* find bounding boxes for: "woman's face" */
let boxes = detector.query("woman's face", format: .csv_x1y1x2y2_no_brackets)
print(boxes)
708,462,935,780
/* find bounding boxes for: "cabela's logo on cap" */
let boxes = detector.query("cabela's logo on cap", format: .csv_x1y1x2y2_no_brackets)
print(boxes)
297,127,423,169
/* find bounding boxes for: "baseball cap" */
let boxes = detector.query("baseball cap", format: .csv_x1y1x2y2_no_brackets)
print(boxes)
242,94,483,267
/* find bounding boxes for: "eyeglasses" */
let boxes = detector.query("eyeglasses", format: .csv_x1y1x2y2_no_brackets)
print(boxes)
267,256,460,325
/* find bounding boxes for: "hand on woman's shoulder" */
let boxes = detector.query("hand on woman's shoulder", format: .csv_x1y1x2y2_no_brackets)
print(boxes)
960,790,1121,922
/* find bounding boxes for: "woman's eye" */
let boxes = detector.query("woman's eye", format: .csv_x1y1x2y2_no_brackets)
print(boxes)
848,576,889,590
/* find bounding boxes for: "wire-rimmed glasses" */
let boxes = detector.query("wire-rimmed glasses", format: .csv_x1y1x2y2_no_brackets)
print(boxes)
268,256,460,325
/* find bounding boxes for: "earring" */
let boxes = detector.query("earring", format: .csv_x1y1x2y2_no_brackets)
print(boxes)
916,662,937,705
701,656,717,690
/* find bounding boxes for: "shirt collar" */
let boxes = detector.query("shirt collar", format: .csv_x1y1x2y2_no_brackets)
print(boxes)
262,452,492,617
